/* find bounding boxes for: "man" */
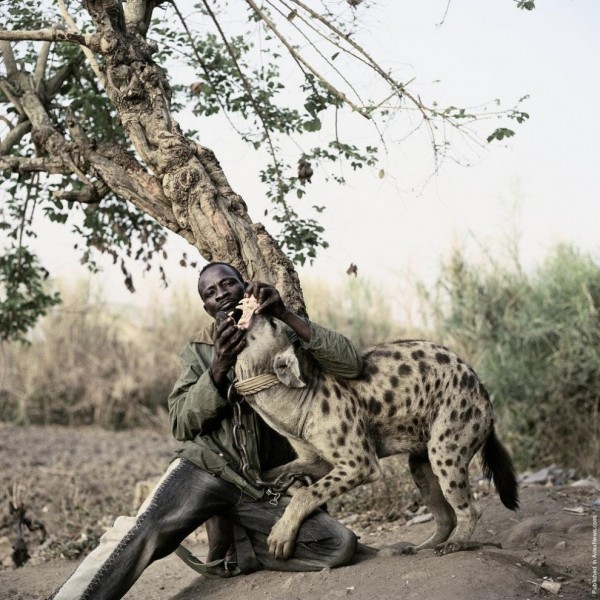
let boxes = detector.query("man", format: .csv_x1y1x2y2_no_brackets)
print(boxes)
51,262,363,599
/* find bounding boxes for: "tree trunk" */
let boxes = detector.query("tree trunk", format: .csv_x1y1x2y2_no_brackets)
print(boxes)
80,0,306,314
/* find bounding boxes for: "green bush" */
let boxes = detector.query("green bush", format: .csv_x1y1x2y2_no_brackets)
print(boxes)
303,276,410,348
422,243,600,475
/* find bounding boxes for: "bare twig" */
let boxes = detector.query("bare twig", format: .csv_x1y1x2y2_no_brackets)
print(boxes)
264,0,365,105
436,0,453,28
167,1,243,137
201,0,291,205
244,0,370,118
57,0,105,86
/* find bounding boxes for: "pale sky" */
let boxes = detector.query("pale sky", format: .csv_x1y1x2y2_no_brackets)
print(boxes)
6,0,600,316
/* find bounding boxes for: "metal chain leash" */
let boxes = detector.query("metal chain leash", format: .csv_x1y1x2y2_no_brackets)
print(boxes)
229,382,311,505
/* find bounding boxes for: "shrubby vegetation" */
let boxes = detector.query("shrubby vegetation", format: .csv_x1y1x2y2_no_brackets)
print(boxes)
2,244,599,476
422,243,600,475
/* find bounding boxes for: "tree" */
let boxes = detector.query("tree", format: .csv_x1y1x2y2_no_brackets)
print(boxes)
0,0,530,342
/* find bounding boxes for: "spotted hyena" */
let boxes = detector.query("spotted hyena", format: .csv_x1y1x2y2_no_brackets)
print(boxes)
234,315,519,561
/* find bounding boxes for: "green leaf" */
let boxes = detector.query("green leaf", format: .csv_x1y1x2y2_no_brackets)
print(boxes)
486,128,515,143
303,118,322,132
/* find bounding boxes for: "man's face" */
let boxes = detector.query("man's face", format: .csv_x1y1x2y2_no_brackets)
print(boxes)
198,264,246,318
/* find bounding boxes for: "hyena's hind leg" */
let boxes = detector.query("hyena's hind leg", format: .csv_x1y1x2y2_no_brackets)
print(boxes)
408,452,457,550
428,445,484,555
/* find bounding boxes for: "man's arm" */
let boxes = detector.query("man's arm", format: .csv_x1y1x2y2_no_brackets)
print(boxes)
245,281,363,379
167,343,230,441
168,312,248,441
297,320,363,379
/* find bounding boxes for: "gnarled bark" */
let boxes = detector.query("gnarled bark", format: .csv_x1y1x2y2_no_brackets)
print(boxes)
81,0,306,312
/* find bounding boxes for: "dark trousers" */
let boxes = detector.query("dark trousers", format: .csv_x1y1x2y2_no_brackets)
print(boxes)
52,458,357,599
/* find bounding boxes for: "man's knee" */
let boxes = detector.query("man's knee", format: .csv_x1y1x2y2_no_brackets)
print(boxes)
326,525,357,568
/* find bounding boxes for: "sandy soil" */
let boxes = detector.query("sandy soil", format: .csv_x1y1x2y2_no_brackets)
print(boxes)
0,424,597,600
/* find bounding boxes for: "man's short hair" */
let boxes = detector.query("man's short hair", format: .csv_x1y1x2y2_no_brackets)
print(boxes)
197,262,245,295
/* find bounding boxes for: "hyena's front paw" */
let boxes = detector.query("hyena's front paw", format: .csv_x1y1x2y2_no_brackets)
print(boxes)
267,518,298,560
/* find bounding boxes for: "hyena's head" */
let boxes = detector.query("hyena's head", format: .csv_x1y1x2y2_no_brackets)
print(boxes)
234,313,305,388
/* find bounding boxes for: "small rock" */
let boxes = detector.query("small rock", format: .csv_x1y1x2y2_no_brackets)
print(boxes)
540,580,562,595
521,466,554,485
563,506,585,514
323,589,352,599
339,514,359,525
554,540,566,550
406,513,433,526
569,476,599,489
282,572,305,590
520,465,577,486
524,554,547,568
0,536,13,568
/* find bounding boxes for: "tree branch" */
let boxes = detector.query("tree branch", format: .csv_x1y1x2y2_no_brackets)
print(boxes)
0,28,95,48
122,0,158,36
265,0,365,106
0,155,71,174
53,183,109,204
0,120,32,155
33,41,52,87
200,0,290,203
0,79,25,117
46,54,85,97
0,38,18,78
89,145,193,242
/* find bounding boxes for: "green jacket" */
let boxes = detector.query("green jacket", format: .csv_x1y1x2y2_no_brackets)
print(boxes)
168,320,363,499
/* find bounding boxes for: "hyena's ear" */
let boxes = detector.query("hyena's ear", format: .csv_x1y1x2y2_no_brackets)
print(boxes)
273,347,305,388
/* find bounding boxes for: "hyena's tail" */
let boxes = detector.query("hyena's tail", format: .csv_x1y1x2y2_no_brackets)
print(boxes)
481,426,519,510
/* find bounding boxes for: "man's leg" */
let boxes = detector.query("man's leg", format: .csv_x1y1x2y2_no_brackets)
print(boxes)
205,515,236,564
51,459,240,600
228,496,357,573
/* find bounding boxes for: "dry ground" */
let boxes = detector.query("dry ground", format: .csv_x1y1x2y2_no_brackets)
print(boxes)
0,424,597,599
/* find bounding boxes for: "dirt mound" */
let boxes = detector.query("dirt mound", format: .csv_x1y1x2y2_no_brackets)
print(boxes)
0,425,597,599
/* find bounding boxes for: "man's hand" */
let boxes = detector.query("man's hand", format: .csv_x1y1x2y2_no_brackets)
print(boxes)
210,311,246,388
245,282,287,319
245,281,311,342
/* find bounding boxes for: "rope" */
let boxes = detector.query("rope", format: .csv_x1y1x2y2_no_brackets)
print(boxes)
234,373,279,396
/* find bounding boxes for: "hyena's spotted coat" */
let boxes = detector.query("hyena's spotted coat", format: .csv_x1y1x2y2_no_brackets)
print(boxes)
234,316,519,561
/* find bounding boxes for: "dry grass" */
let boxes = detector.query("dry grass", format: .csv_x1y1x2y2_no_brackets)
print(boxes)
0,281,211,429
